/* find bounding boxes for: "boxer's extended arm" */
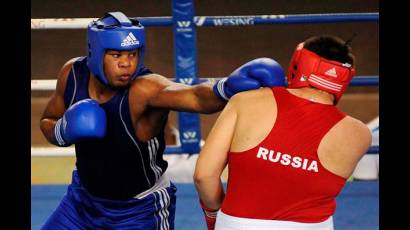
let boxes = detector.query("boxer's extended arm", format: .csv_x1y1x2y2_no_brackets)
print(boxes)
139,74,225,114
146,58,286,114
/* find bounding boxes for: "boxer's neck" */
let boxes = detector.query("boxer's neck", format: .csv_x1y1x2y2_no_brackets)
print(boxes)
88,74,117,103
287,87,334,105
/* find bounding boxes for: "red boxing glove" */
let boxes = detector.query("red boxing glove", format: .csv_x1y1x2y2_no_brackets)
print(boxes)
200,199,218,230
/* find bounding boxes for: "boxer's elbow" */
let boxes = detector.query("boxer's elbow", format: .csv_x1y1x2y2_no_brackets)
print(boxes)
193,170,218,186
193,168,207,186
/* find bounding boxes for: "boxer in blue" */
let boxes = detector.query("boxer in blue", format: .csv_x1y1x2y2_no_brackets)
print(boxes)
39,11,287,229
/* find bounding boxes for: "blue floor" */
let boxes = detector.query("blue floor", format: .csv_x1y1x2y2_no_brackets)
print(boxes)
32,181,378,230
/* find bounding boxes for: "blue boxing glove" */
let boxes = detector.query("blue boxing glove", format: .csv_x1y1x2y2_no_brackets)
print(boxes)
213,58,287,101
54,99,107,146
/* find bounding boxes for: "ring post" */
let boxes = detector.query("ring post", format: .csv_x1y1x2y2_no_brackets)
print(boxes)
172,0,201,153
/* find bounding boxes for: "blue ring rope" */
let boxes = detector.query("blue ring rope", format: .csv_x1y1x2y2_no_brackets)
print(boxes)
134,13,378,27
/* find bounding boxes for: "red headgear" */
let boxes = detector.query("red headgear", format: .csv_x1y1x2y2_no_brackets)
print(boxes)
287,42,356,104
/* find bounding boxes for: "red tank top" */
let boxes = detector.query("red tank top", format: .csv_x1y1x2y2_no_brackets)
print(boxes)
221,87,347,223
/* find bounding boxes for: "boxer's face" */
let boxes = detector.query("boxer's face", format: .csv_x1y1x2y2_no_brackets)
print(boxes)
103,49,138,88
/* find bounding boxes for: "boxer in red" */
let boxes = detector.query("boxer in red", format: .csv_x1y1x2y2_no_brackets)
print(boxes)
194,35,372,230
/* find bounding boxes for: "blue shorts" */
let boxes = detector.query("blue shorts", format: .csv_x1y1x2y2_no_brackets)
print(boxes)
41,170,177,230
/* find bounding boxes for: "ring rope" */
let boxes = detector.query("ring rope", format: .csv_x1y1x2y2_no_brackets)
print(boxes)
31,145,379,157
31,76,379,91
31,13,378,29
31,145,183,157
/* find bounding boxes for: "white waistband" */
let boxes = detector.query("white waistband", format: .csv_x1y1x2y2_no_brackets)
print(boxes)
133,172,171,199
215,211,334,230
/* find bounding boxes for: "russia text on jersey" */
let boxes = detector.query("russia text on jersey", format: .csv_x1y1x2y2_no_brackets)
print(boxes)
256,147,318,172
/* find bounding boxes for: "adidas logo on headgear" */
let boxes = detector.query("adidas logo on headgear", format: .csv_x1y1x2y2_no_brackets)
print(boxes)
121,32,140,47
325,68,338,78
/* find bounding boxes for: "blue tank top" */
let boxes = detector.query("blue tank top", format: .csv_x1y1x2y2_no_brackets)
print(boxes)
64,57,168,200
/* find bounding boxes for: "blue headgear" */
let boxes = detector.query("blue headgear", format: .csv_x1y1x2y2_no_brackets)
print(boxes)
87,12,145,85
